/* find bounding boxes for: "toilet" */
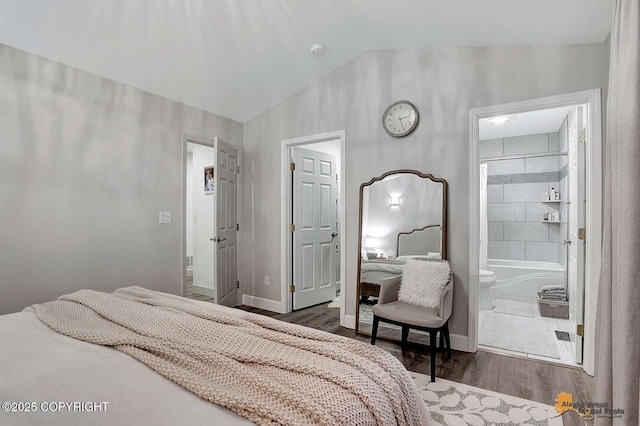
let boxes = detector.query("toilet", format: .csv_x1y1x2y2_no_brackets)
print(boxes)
479,269,496,310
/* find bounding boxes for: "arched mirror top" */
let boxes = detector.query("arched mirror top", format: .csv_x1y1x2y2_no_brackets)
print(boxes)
359,169,449,191
358,169,448,260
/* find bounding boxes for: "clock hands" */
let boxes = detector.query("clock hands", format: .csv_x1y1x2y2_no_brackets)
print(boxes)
398,114,411,131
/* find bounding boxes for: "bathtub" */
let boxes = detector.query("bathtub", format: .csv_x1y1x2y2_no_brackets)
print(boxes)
488,259,565,305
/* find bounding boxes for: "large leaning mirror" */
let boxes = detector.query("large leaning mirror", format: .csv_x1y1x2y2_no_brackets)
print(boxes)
356,169,448,341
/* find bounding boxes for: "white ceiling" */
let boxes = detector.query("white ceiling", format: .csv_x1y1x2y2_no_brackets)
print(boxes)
479,106,576,140
0,1,613,123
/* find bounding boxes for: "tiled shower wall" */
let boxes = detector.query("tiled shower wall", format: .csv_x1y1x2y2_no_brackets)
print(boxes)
558,118,569,270
481,131,567,263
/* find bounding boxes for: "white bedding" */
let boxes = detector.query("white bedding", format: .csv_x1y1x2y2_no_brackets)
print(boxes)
361,259,406,274
360,256,434,276
0,310,253,426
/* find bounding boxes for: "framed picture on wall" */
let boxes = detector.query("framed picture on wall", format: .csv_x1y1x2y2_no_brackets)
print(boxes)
204,166,215,194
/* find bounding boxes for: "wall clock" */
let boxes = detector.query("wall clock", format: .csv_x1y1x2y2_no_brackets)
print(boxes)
382,100,419,137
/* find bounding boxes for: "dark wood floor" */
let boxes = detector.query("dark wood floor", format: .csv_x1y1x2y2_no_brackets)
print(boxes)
238,303,595,426
185,275,215,302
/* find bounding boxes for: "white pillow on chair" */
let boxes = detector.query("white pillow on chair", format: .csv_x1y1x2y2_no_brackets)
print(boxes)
398,259,451,309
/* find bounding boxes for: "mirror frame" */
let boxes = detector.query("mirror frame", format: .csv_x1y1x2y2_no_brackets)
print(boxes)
355,169,448,337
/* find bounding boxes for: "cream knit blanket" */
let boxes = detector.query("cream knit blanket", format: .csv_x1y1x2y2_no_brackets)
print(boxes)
26,287,431,426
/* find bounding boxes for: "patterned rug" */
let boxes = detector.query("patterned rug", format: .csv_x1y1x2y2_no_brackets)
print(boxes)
359,303,374,324
411,373,563,425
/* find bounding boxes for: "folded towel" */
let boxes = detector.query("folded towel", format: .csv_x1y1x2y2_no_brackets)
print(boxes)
540,285,565,292
538,290,567,301
540,294,568,300
541,296,568,301
541,290,566,296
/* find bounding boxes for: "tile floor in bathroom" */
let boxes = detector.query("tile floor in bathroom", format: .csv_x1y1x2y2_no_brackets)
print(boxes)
479,304,579,367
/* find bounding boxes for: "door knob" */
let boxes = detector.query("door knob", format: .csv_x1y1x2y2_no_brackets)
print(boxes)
331,232,338,239
563,240,572,246
210,237,227,243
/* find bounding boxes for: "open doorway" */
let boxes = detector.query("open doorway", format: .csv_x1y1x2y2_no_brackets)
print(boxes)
183,137,241,307
185,140,216,302
280,131,347,328
469,90,602,374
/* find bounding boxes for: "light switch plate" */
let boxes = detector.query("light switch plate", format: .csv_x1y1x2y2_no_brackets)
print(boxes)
159,211,171,224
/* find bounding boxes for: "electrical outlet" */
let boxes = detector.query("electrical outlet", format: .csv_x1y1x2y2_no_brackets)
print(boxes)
159,211,171,224
263,276,269,286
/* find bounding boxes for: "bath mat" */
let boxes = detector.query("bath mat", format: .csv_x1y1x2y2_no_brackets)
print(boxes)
411,374,563,425
479,312,560,359
327,295,340,309
493,299,535,317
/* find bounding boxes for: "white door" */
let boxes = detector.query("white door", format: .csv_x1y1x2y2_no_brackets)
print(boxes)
292,147,337,310
214,138,239,307
567,106,586,363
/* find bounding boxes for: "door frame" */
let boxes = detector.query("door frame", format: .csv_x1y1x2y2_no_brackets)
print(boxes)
181,135,243,306
280,130,348,327
467,89,602,375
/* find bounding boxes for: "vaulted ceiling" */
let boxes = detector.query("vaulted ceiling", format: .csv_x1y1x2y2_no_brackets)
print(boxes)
0,1,613,122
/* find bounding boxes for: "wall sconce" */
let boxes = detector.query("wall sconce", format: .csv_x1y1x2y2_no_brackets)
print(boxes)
390,194,400,207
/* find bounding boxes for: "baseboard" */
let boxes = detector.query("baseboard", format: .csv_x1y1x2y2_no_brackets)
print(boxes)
242,294,287,314
342,314,356,329
449,333,470,352
192,285,214,297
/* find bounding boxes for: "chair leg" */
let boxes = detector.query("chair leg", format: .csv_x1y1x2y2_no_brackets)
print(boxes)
401,325,409,346
429,330,437,382
371,316,379,345
438,328,444,351
443,321,452,359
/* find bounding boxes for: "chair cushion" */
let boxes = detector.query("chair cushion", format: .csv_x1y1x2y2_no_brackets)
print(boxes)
373,301,445,329
398,259,450,308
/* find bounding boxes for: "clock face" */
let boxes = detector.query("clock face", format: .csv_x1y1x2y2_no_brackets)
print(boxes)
382,101,419,137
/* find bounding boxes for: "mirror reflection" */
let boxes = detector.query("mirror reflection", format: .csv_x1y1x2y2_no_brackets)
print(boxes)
356,170,448,340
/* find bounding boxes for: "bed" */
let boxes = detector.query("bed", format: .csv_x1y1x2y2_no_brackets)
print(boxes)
360,225,442,299
0,287,432,426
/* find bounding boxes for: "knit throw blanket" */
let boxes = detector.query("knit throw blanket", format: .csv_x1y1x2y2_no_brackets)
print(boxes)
26,287,430,426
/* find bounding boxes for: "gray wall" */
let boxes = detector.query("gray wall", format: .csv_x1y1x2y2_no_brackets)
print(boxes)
242,44,608,339
0,44,243,314
481,132,564,263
